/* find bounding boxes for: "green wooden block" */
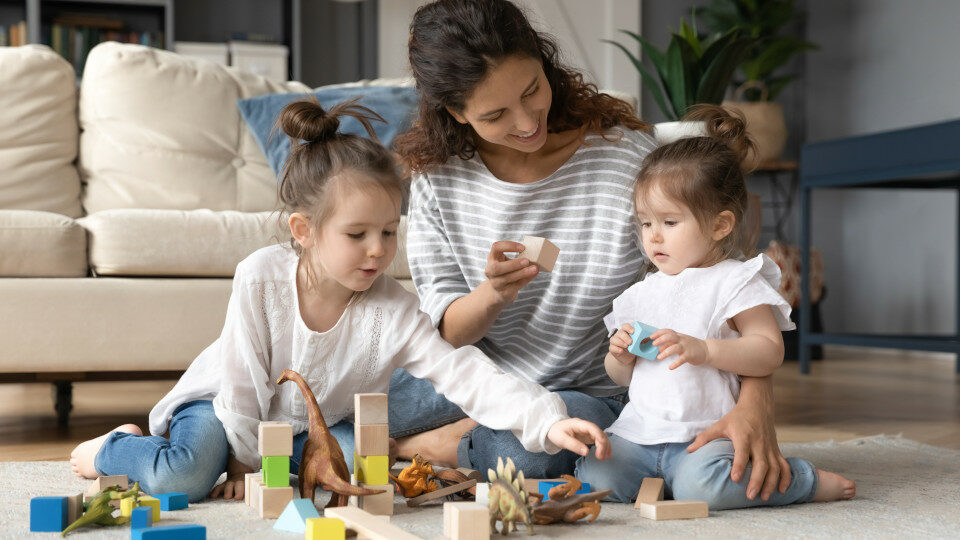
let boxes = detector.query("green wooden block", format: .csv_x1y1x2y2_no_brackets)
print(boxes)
353,453,389,485
262,456,290,488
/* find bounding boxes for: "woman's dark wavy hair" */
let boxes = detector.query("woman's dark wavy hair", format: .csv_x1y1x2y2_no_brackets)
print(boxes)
394,0,649,173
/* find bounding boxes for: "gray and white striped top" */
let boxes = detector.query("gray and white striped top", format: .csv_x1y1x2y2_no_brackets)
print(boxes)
407,127,658,396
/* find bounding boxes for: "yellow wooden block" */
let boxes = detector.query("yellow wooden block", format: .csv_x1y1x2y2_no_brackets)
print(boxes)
120,497,137,517
121,495,160,522
305,517,346,540
353,453,389,485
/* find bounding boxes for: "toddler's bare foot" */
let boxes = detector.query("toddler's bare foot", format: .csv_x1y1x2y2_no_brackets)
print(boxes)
70,424,142,479
395,417,478,468
812,469,856,502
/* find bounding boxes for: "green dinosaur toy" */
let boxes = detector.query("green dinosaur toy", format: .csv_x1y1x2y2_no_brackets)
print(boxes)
61,481,143,536
487,457,534,535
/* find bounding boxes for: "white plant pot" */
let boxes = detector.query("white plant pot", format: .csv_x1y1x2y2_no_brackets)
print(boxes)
652,120,707,144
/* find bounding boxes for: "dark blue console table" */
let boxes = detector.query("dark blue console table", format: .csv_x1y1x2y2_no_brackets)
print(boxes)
798,119,960,374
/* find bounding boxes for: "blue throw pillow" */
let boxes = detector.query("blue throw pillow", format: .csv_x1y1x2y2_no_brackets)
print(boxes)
238,85,419,178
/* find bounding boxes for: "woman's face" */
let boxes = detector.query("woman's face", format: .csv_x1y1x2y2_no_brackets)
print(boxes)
447,55,552,154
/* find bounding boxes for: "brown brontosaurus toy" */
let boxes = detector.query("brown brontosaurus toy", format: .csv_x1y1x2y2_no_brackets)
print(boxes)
277,369,384,508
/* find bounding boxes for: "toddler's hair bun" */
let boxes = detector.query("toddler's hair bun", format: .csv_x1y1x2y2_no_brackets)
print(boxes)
685,104,754,165
278,99,340,143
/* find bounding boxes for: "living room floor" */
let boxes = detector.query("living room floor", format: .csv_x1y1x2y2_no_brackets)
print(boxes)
0,348,958,462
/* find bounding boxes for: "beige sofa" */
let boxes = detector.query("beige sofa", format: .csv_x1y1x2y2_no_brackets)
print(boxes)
0,43,413,424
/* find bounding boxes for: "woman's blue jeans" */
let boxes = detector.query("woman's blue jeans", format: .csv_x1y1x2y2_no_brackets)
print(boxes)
574,433,818,510
94,400,355,502
388,368,626,478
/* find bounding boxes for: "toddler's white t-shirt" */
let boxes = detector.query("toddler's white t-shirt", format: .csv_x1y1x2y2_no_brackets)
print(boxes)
603,254,796,445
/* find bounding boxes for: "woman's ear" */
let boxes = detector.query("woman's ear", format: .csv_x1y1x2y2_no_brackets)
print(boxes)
288,212,315,249
712,210,736,241
445,106,468,124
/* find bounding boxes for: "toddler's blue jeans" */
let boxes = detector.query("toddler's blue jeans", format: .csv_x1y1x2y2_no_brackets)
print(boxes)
94,400,355,502
575,433,818,510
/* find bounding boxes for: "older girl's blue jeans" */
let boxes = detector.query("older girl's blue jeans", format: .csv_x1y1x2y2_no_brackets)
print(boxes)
94,400,356,502
574,433,818,510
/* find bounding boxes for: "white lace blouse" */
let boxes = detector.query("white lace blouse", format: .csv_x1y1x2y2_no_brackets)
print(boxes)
602,254,795,445
148,244,568,469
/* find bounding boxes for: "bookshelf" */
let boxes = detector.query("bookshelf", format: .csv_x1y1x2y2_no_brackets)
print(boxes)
0,0,27,46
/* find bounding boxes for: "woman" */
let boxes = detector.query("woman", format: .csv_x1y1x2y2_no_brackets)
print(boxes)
389,0,791,502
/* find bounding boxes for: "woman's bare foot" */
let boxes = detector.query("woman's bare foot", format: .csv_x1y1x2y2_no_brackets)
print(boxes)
395,418,479,468
69,424,142,479
812,469,856,502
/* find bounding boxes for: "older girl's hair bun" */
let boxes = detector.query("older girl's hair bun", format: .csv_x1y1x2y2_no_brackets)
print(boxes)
685,104,754,165
277,97,384,143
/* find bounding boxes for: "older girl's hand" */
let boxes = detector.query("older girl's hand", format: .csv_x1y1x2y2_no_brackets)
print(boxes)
482,241,539,305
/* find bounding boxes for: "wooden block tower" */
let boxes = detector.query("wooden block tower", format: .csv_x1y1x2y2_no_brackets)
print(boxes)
353,393,394,516
257,421,294,518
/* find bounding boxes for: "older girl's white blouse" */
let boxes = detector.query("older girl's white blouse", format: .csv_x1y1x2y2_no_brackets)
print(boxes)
602,254,795,445
148,244,568,469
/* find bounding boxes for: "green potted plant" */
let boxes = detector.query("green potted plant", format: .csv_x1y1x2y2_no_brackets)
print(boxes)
604,17,754,143
700,0,818,164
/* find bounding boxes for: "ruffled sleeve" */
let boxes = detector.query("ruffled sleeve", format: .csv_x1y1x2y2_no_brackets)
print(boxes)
713,254,796,335
603,282,644,337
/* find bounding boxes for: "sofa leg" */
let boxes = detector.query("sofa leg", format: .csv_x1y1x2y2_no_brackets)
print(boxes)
52,381,73,426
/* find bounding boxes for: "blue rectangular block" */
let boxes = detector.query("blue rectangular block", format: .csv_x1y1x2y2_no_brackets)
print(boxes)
30,496,67,532
131,506,153,529
157,492,189,511
538,481,591,501
132,524,206,540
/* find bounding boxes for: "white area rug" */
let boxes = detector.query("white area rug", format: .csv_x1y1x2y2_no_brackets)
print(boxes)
2,435,959,538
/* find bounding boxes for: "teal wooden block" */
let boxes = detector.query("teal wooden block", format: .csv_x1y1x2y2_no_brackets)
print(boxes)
262,455,290,488
30,496,67,532
626,321,660,361
131,506,153,529
274,498,321,533
132,524,205,539
157,492,188,511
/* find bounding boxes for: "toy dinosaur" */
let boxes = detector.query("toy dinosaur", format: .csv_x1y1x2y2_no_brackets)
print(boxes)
487,457,535,535
530,475,611,525
390,454,438,497
277,369,384,509
61,482,142,536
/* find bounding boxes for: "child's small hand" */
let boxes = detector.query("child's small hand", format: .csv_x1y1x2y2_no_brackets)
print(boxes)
609,324,639,365
547,418,612,461
209,454,255,501
651,329,709,370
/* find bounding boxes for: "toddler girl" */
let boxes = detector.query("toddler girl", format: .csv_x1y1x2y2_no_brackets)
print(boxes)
70,98,610,502
575,105,855,509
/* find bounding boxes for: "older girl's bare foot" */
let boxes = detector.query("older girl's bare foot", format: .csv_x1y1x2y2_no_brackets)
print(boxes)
69,424,142,479
812,469,856,502
395,418,479,468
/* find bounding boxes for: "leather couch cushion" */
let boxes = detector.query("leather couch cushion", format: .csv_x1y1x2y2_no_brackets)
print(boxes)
78,42,310,214
0,210,87,277
0,45,82,217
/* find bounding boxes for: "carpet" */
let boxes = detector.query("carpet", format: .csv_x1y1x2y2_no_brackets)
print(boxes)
2,435,958,539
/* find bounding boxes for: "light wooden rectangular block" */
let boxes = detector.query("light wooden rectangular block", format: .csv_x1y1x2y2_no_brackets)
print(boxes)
354,393,388,425
474,483,490,506
259,485,293,518
66,492,83,525
251,480,265,511
638,500,708,520
634,477,665,506
355,424,390,456
519,236,560,272
359,483,394,516
244,472,261,506
522,477,561,495
443,502,489,540
324,506,422,540
258,421,293,457
85,475,128,496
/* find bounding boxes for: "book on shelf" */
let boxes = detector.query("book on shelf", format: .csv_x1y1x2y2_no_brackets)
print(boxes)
46,20,164,74
2,20,27,46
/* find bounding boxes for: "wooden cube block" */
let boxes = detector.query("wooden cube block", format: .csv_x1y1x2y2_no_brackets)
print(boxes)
519,236,559,272
474,483,490,506
638,500,708,520
66,492,83,526
122,495,160,522
354,393,388,425
262,455,290,487
258,421,293,457
29,496,67,532
85,474,128,496
305,517,346,540
353,453,389,485
359,483,394,516
259,485,294,518
355,424,390,456
244,472,261,506
131,506,153,529
251,479,265,510
634,477,665,507
444,502,489,540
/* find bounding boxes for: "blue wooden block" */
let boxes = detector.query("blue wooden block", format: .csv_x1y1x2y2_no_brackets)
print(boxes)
30,496,67,532
626,321,660,361
273,498,321,533
131,506,153,529
156,492,189,511
132,524,206,539
538,481,591,501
